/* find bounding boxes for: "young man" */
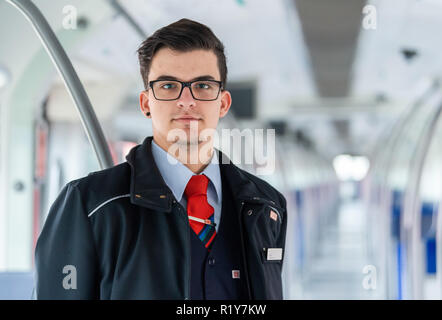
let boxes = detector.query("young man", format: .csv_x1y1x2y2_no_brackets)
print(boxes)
35,18,287,300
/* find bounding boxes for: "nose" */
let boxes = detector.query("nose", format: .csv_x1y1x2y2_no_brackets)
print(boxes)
177,86,196,109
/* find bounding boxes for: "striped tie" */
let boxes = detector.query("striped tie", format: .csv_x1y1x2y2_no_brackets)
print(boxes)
184,174,216,249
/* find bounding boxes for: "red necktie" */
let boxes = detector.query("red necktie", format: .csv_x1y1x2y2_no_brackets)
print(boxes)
184,174,216,249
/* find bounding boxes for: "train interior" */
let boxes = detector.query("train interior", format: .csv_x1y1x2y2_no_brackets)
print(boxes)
0,0,441,299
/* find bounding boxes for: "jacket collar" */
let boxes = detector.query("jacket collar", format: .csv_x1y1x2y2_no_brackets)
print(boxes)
125,136,273,212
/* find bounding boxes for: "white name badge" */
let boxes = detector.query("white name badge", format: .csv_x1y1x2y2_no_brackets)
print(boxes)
267,248,283,261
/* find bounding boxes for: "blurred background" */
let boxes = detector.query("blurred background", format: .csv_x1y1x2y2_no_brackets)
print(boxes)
0,0,441,299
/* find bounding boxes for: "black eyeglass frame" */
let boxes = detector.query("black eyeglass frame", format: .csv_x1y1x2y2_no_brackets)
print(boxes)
148,79,224,101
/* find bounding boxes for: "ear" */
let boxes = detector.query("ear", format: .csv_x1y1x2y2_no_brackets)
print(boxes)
139,90,151,118
219,90,232,118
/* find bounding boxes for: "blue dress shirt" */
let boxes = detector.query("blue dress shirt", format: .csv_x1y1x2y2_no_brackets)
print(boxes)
151,139,222,232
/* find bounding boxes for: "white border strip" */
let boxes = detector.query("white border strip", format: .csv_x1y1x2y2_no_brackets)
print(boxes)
88,194,131,218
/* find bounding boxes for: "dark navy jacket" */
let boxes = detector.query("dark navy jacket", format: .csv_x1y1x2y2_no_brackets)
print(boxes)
34,136,288,300
189,166,249,300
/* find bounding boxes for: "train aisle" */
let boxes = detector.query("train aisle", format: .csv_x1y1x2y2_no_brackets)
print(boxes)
301,190,381,299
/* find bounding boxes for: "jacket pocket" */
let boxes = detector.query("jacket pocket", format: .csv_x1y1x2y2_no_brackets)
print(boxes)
249,205,280,252
241,201,284,262
266,205,282,239
257,206,283,265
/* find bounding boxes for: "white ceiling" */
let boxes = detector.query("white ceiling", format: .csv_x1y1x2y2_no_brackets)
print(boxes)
352,0,442,102
2,0,442,159
75,0,316,114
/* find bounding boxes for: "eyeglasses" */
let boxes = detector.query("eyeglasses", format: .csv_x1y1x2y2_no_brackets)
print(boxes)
148,79,223,101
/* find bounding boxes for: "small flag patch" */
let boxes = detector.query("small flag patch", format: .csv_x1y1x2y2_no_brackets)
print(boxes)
232,270,240,279
270,210,278,221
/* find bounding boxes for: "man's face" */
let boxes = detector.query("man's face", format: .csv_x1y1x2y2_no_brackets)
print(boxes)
140,48,231,149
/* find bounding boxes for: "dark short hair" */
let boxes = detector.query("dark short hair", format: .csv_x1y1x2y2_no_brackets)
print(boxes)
137,18,227,90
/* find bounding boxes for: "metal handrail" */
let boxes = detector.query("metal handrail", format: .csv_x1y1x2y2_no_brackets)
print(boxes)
107,0,146,38
6,0,114,169
374,79,439,299
404,97,442,299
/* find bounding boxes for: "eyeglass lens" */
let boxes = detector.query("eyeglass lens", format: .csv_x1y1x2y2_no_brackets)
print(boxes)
152,81,221,100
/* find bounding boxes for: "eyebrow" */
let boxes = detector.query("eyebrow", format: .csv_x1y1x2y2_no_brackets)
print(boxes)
153,75,217,82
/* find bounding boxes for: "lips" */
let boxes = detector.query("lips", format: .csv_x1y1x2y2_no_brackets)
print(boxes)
174,116,200,121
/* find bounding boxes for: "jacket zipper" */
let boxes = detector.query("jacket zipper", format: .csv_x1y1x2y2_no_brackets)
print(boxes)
185,205,191,301
173,199,191,300
240,196,283,212
238,200,252,300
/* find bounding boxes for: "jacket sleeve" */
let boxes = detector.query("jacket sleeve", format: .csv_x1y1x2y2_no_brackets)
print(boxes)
34,182,100,299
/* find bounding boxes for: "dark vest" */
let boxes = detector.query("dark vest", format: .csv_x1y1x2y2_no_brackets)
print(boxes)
189,171,249,300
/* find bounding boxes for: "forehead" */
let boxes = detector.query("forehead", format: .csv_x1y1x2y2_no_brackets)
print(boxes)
149,48,220,81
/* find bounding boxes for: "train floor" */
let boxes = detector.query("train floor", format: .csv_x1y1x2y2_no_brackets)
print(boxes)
300,197,383,299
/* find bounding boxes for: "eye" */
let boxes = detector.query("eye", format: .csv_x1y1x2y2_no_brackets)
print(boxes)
196,82,211,89
161,83,177,89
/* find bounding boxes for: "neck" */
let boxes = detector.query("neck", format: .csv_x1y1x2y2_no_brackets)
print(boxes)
153,135,214,174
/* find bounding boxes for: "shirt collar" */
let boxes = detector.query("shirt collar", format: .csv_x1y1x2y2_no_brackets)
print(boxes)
151,139,222,203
